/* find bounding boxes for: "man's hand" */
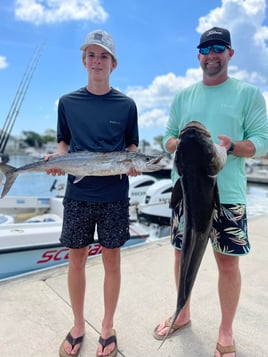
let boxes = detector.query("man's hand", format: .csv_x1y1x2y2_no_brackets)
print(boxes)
217,135,232,151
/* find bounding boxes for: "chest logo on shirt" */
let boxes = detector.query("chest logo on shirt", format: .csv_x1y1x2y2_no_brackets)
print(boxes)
110,120,121,125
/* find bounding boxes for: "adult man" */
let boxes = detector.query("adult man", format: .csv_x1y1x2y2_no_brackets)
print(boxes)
153,27,268,357
47,29,139,357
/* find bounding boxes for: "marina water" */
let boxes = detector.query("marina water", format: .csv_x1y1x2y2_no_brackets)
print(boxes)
3,154,268,218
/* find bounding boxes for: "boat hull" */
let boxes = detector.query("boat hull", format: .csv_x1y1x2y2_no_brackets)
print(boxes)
0,196,149,280
0,242,102,280
0,234,148,280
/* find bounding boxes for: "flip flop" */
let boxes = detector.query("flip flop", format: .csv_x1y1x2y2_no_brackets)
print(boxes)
59,330,84,357
153,317,191,340
214,342,236,356
96,329,118,357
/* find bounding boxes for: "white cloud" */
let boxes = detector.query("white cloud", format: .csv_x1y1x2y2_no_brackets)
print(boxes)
15,0,108,25
0,56,8,69
228,65,266,85
127,0,268,136
139,109,168,129
263,92,268,109
197,0,267,31
127,70,202,129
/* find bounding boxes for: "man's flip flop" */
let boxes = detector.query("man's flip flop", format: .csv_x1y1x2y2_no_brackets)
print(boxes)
59,330,84,357
153,317,191,340
96,329,118,357
214,342,236,356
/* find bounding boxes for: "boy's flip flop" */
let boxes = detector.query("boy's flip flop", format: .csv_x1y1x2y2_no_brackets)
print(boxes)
96,329,118,357
59,330,84,357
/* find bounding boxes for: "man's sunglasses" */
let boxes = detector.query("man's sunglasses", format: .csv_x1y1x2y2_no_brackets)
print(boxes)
199,45,230,55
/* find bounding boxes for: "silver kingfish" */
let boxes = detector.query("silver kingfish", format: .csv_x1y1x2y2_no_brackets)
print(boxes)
0,151,165,198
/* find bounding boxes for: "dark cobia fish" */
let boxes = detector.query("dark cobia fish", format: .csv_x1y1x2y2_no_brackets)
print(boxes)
159,121,226,348
0,151,165,199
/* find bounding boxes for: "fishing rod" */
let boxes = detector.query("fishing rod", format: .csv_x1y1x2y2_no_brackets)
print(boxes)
0,43,45,154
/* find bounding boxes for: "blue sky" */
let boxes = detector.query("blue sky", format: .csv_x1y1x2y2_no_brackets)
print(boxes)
0,0,268,146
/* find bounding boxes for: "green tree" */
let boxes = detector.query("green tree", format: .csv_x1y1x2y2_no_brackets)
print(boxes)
22,129,57,148
153,135,164,151
139,139,151,153
42,129,57,143
22,131,44,148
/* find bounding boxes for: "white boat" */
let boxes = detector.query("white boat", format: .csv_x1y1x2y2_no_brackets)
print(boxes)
0,214,14,225
51,175,158,205
245,158,261,174
0,196,150,280
137,179,172,226
129,175,157,204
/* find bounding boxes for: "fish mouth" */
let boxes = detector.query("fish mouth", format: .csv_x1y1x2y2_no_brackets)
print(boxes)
150,155,165,164
148,155,165,165
146,155,166,170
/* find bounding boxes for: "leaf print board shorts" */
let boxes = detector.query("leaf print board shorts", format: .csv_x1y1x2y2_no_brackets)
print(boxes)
60,198,130,249
171,203,250,256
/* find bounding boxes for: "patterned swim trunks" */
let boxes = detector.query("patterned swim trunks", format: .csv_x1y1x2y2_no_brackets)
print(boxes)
60,198,130,249
171,203,250,256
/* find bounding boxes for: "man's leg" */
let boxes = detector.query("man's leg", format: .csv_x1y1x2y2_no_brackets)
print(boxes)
97,247,121,356
214,252,240,357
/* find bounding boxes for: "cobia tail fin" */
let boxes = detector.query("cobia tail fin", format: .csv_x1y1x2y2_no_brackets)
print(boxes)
157,311,179,349
0,163,18,198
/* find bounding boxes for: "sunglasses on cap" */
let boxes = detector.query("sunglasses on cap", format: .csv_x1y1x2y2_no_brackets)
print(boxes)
199,45,230,55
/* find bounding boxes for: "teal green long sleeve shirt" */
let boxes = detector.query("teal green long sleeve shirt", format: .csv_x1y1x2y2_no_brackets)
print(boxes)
163,78,268,204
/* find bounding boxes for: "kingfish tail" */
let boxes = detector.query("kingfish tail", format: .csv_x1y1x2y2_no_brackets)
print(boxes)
0,163,18,198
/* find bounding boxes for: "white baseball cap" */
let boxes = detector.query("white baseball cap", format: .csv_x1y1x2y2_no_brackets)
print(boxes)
80,29,117,61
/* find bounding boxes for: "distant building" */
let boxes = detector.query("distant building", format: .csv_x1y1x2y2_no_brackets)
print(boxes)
0,130,25,154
